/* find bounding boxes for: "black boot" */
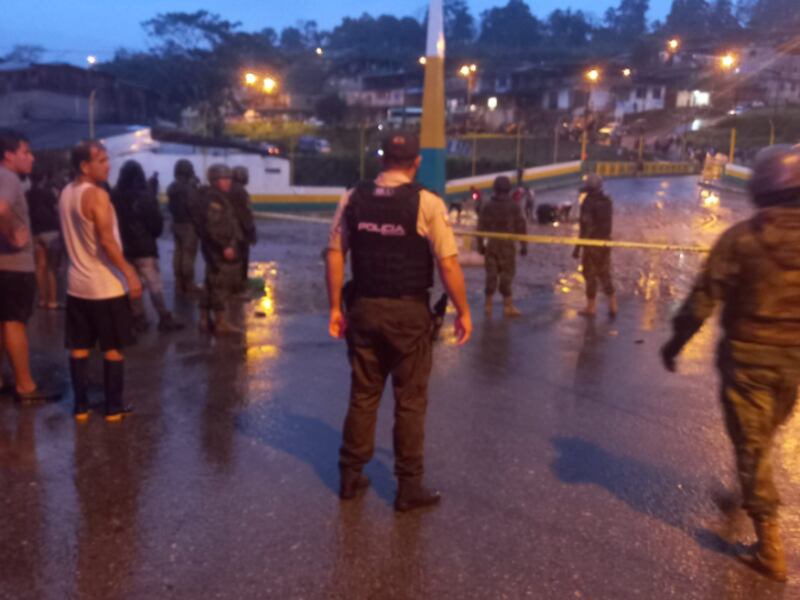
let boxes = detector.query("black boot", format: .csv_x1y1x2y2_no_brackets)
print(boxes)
103,360,131,422
339,469,371,500
69,356,90,421
394,479,441,512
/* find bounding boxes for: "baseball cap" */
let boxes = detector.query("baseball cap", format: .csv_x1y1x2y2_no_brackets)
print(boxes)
382,132,420,161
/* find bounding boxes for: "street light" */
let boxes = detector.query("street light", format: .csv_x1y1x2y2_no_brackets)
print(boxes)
419,56,427,66
667,38,680,53
86,55,97,66
720,53,737,71
458,63,478,113
582,68,601,161
262,77,278,94
244,72,258,86
622,68,632,78
315,47,324,56
585,68,601,83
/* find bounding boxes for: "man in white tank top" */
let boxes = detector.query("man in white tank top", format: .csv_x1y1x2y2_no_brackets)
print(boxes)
59,141,142,422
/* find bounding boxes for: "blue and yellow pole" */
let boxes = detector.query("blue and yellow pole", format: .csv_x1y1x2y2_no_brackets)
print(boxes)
417,0,446,196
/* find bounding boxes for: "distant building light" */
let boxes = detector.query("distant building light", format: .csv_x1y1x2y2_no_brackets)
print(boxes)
622,68,632,78
87,55,97,66
692,90,710,107
487,96,498,111
419,56,427,66
316,47,324,56
245,73,258,86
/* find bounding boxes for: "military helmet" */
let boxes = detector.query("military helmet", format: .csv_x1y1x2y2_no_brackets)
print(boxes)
493,176,512,193
207,163,232,183
748,145,800,206
580,173,603,192
232,166,249,185
174,159,195,179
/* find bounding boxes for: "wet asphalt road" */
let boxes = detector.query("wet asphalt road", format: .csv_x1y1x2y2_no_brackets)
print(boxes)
2,176,799,599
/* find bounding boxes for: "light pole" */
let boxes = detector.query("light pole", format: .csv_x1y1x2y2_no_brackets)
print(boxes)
458,64,477,117
582,68,601,161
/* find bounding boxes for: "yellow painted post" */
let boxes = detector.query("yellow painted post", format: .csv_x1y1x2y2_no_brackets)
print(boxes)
471,135,477,176
638,136,644,162
581,129,588,162
729,128,737,163
769,119,776,146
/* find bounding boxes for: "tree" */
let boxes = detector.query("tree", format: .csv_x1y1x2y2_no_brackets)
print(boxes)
664,0,712,39
547,9,592,47
479,0,543,52
280,27,305,53
709,0,741,36
143,10,238,54
748,0,800,31
327,14,425,61
605,0,650,38
445,0,476,47
1,44,45,64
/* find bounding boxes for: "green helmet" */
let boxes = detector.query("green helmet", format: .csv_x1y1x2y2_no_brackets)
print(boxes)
749,145,800,206
174,159,195,179
207,163,232,183
580,173,603,192
232,166,249,185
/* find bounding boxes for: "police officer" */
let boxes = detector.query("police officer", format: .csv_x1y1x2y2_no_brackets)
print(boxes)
197,164,244,335
478,176,527,317
573,173,618,317
326,132,472,512
167,159,201,294
230,166,257,292
661,145,800,582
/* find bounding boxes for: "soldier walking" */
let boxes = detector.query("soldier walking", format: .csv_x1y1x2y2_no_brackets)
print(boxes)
661,145,800,582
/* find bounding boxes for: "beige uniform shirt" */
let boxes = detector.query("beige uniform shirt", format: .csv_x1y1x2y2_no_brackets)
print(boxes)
327,171,458,260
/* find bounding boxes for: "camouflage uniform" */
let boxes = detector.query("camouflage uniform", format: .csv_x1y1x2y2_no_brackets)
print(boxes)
229,178,256,287
167,161,201,292
478,190,527,299
578,189,615,300
666,204,800,520
197,185,243,312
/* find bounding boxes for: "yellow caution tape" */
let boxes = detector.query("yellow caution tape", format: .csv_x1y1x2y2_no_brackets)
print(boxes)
255,211,711,254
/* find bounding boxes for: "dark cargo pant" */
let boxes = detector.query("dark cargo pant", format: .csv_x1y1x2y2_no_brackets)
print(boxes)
485,243,516,298
340,297,433,482
582,247,615,300
172,223,198,291
718,342,800,519
200,261,242,312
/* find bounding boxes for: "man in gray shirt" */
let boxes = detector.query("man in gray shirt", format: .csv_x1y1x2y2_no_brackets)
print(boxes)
0,130,55,402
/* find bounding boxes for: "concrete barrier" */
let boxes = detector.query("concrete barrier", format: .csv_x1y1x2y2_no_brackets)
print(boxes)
594,161,698,178
445,161,583,202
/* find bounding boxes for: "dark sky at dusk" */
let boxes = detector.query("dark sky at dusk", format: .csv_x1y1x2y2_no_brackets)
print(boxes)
1,0,672,64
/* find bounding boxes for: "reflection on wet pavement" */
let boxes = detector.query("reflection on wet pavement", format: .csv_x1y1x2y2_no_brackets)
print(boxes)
1,176,796,599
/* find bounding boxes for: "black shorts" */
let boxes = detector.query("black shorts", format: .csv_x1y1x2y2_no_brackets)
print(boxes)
65,295,134,352
0,271,35,323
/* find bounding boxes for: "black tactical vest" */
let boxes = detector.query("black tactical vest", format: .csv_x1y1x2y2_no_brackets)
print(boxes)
345,181,434,298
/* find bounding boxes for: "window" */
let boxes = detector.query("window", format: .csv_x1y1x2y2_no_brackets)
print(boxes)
652,87,662,100
636,87,646,99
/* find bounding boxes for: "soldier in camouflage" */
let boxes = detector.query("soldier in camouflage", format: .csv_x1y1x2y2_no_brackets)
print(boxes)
197,164,244,335
230,166,257,292
477,176,527,318
167,159,201,294
661,145,800,582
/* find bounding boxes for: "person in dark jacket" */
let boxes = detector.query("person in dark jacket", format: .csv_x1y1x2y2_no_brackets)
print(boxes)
112,161,183,333
573,173,617,317
167,160,201,294
197,164,244,335
661,145,800,582
230,166,257,292
478,176,527,317
26,173,63,309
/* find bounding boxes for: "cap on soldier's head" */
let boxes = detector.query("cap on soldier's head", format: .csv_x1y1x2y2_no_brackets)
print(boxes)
493,176,512,193
207,163,232,182
748,144,800,206
174,159,195,178
382,132,420,162
580,173,603,192
232,166,249,184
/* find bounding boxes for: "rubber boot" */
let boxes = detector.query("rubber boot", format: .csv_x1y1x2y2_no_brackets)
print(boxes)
198,309,210,332
213,311,243,336
503,297,521,318
103,360,131,422
69,357,90,421
608,294,619,319
339,469,371,500
484,295,493,317
752,518,787,582
394,479,441,512
580,298,597,317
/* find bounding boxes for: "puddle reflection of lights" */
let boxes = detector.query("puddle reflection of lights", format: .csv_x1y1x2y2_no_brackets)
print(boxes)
246,345,279,360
